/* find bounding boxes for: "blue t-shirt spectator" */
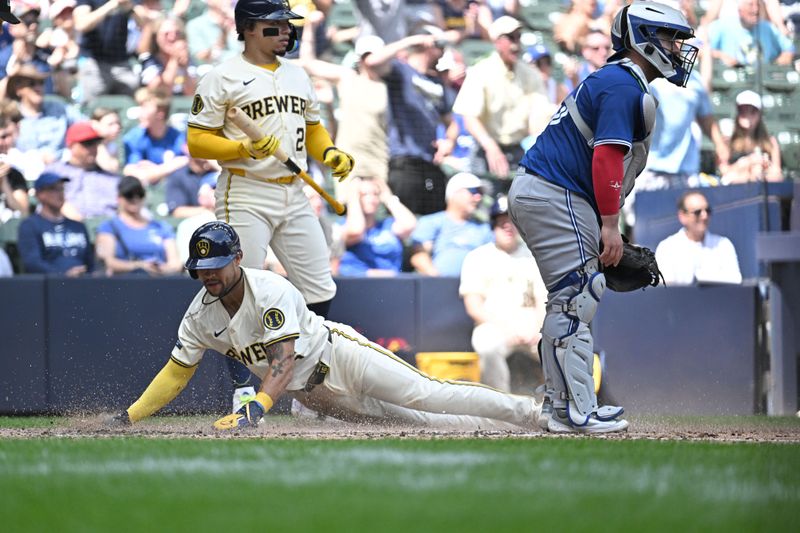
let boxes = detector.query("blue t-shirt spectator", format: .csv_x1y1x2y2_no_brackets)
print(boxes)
708,18,794,65
165,165,217,215
123,125,185,165
96,216,175,263
339,217,404,276
647,73,713,177
17,214,94,274
411,211,493,276
17,99,81,162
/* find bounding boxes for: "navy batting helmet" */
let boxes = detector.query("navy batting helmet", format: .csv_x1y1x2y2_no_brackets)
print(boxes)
235,0,303,48
185,221,241,279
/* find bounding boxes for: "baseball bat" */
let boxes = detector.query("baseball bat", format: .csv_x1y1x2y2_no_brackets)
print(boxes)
226,107,346,215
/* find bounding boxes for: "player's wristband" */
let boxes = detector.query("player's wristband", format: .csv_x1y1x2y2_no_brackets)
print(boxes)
322,146,338,160
255,392,274,413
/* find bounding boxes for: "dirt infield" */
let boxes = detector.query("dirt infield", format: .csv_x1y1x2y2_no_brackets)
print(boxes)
2,414,799,442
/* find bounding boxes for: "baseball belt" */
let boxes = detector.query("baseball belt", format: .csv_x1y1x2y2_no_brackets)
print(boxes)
228,167,296,184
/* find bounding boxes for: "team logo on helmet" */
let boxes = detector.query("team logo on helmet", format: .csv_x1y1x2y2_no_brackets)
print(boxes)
262,308,285,330
191,95,204,115
196,239,211,257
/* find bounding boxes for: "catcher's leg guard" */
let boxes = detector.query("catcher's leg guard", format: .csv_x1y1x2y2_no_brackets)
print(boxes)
541,269,623,426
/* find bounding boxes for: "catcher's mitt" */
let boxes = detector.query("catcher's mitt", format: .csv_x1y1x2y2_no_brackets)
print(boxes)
602,241,663,292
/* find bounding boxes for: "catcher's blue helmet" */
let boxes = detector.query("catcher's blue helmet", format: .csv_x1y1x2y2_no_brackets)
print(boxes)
185,222,241,279
235,0,303,48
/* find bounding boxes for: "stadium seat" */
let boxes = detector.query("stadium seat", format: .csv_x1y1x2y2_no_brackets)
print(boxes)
518,0,564,32
458,38,495,66
762,64,800,93
327,0,358,29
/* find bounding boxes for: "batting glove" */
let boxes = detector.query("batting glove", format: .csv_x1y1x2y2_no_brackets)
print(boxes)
242,135,280,160
322,147,355,182
213,392,273,430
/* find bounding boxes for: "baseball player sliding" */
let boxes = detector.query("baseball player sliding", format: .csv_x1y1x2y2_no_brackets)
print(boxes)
509,1,698,433
185,0,354,408
111,222,542,431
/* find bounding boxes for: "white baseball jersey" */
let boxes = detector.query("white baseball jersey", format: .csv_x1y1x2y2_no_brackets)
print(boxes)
171,267,540,430
188,54,335,303
188,54,320,179
171,267,329,391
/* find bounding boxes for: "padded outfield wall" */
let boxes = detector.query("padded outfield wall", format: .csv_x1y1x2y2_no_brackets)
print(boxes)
0,276,770,416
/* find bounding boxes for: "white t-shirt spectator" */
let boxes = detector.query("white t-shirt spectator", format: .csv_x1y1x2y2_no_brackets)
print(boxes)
655,229,743,285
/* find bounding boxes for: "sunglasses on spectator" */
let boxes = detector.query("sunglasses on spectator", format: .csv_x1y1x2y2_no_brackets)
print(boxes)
122,192,145,201
503,32,522,42
21,15,39,26
466,187,483,195
683,207,712,217
79,138,102,147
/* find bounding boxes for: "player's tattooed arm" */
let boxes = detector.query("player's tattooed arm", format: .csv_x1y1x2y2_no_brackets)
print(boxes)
261,339,296,400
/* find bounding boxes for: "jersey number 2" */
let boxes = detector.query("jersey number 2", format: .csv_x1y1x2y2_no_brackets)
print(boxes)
296,128,304,152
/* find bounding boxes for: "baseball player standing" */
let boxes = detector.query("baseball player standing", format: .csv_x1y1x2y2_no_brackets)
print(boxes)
508,1,698,433
185,0,354,408
112,221,542,431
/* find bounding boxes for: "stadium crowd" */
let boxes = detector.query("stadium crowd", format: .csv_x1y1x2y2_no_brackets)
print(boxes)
0,0,797,281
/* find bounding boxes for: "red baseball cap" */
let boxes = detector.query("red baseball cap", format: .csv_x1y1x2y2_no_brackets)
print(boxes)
65,121,102,145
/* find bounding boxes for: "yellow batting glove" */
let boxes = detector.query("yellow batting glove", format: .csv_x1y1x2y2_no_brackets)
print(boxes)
213,392,274,430
242,135,280,160
322,147,355,182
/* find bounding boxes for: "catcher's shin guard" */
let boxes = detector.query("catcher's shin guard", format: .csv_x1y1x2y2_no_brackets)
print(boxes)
542,270,606,425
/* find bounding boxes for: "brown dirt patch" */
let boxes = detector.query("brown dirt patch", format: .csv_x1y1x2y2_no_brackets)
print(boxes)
1,414,799,443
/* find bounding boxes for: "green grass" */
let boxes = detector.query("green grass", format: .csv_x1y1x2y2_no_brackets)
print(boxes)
1,436,798,532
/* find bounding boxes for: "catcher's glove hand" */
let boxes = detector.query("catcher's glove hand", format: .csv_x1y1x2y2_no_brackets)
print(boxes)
602,240,663,292
322,147,355,182
213,392,273,430
242,135,280,160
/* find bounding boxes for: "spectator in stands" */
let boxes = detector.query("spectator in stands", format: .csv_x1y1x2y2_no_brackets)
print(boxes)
165,149,220,218
185,0,239,69
459,195,547,392
452,16,544,181
35,0,80,100
0,1,51,81
17,172,95,276
640,71,730,190
90,107,123,174
525,43,569,106
298,17,390,189
553,0,612,55
655,190,742,285
722,89,783,183
175,174,217,266
410,171,493,276
338,176,416,277
0,246,12,277
123,88,188,186
49,121,121,221
366,24,458,215
0,109,29,222
3,62,79,170
138,15,197,96
563,29,612,91
95,175,183,276
700,0,790,37
707,0,794,66
73,0,147,103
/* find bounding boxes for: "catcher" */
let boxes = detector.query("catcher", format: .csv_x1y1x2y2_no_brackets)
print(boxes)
111,222,543,431
509,1,689,433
